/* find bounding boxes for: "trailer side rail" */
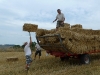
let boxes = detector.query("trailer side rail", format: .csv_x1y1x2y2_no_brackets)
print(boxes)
36,34,73,54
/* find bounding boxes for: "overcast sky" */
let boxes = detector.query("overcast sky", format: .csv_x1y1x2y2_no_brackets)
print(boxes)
0,0,100,45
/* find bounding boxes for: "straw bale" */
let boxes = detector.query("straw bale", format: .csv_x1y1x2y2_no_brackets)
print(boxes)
58,26,70,31
87,45,92,51
71,24,82,29
6,57,18,62
44,34,58,43
44,30,50,34
71,29,93,35
70,44,88,54
56,30,73,39
92,30,100,35
70,45,77,53
64,39,73,50
72,32,85,41
56,30,67,38
44,29,56,34
39,38,45,44
64,23,70,29
36,29,45,36
94,35,100,41
23,23,38,32
50,29,56,34
65,31,74,39
85,35,94,41
71,28,80,32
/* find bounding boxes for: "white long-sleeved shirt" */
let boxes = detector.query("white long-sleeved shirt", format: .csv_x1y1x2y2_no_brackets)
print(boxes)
35,43,41,51
24,43,31,55
56,13,65,21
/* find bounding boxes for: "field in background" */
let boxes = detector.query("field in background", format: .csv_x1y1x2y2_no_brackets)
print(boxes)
0,49,100,75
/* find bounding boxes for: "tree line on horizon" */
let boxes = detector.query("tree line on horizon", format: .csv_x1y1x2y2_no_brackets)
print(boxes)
13,42,36,51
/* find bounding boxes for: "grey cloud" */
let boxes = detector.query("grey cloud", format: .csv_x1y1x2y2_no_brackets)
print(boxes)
0,0,100,45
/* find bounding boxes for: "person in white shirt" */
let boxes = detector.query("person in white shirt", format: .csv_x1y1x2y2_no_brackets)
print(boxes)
34,43,41,60
23,35,32,70
53,9,65,30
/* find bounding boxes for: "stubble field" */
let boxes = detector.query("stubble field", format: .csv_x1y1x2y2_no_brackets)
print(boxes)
0,50,100,75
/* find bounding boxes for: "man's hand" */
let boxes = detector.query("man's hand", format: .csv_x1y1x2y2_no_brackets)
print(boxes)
30,36,31,39
53,18,57,23
61,21,64,24
53,20,55,23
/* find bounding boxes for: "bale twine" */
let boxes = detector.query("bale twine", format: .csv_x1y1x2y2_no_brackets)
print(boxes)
23,23,38,32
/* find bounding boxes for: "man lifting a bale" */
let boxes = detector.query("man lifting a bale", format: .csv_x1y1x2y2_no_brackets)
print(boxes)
23,23,38,70
23,32,33,70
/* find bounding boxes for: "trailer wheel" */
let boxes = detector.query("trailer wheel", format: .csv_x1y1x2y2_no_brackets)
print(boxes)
80,54,90,64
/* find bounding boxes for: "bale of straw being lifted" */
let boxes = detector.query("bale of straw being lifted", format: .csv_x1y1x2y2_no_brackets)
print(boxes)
23,23,38,32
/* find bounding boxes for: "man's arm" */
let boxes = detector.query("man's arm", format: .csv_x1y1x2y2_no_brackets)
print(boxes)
53,18,57,23
29,32,32,46
53,15,58,23
30,36,32,45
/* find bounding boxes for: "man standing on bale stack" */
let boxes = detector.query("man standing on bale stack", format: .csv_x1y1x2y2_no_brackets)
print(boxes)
53,9,65,30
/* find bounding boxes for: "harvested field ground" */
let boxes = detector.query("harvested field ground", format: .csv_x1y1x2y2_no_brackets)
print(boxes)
0,50,100,75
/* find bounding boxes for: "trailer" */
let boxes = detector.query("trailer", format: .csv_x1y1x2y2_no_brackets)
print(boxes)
36,33,100,64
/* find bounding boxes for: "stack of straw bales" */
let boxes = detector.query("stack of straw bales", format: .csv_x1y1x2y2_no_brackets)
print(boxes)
33,23,100,54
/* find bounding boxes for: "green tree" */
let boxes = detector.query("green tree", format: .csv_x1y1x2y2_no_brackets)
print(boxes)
30,42,36,51
13,45,21,48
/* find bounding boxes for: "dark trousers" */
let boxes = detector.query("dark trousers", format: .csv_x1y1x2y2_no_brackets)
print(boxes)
35,50,41,56
56,21,64,28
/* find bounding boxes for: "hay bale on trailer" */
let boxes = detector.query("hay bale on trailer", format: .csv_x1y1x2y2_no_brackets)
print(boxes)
71,24,82,29
36,23,100,54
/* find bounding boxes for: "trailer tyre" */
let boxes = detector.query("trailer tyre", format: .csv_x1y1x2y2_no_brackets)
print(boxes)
80,54,90,64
